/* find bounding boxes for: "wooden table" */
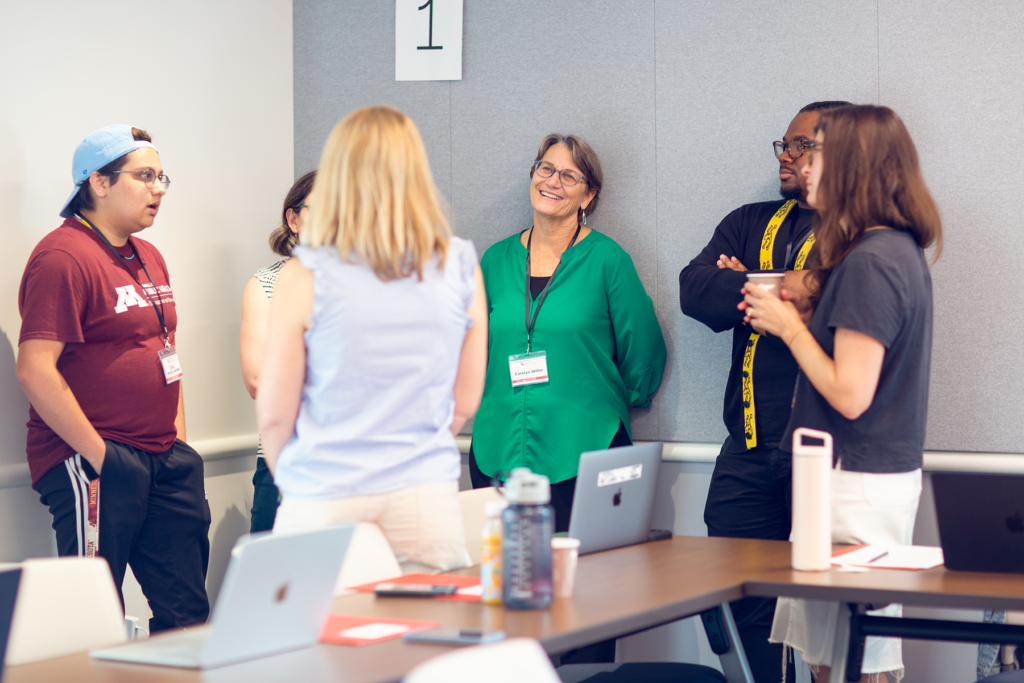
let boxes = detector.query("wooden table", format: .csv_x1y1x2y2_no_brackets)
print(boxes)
7,536,1024,683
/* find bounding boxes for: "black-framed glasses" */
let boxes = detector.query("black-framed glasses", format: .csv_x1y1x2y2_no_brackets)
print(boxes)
532,160,587,186
110,169,171,189
772,139,814,160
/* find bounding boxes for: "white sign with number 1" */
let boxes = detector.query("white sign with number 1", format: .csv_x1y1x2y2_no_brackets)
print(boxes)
395,0,463,81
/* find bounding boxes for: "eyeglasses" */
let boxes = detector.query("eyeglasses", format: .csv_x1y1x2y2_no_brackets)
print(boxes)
772,139,814,160
110,169,171,189
532,160,587,186
295,204,309,211
803,140,824,162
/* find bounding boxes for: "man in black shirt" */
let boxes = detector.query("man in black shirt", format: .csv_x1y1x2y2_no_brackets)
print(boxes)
678,101,849,682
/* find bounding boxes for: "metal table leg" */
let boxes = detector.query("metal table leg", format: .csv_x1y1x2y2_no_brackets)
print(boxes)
828,602,854,681
700,603,755,683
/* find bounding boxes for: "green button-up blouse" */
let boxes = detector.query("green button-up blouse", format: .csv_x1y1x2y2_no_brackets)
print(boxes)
472,229,667,484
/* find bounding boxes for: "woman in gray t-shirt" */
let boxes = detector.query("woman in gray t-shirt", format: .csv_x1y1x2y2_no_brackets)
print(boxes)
742,105,943,683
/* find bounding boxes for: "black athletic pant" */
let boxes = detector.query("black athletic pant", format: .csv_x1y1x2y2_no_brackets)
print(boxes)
35,439,212,634
704,436,794,683
250,456,281,533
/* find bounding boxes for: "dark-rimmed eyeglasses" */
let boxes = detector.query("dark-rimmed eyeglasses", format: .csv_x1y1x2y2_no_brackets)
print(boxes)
772,139,814,161
110,169,171,189
532,160,587,186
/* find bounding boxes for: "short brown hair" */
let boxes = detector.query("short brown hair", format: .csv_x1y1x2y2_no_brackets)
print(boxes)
269,170,316,257
810,105,943,291
531,134,603,223
66,128,152,216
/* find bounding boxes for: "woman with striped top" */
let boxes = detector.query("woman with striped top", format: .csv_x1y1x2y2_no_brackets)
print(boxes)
239,170,316,532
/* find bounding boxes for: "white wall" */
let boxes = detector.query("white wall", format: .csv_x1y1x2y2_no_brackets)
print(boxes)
0,0,293,611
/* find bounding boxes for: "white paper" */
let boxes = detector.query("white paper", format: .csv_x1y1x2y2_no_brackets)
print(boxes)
395,0,463,81
831,545,945,571
339,623,411,640
457,584,483,597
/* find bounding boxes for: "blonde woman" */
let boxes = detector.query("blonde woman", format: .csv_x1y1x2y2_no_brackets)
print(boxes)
257,107,486,571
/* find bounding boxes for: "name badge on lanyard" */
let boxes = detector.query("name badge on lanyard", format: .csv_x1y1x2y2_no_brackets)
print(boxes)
509,350,549,387
158,344,184,384
511,224,581,389
76,215,184,385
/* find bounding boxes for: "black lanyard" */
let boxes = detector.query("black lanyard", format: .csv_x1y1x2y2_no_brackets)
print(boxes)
76,215,170,344
524,224,581,353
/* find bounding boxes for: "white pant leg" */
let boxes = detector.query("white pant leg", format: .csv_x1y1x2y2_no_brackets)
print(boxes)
273,490,386,533
273,481,469,572
771,466,922,674
376,481,470,572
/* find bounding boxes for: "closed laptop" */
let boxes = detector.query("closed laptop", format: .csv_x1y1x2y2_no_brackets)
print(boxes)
932,471,1024,573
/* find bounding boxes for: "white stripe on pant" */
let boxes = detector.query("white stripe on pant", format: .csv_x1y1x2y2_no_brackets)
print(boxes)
63,456,92,557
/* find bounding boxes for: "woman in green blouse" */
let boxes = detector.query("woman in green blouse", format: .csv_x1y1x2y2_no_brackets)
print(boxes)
470,133,667,532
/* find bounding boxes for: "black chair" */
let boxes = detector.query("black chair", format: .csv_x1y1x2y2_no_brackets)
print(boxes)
557,662,726,683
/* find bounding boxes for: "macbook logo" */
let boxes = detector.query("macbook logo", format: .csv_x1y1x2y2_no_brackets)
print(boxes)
275,583,289,603
613,488,622,507
1007,513,1024,534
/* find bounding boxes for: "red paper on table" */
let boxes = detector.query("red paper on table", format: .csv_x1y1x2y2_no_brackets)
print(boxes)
351,573,483,602
319,613,440,646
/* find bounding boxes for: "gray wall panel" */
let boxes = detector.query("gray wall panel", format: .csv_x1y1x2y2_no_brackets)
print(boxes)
655,1,879,442
879,0,1024,453
450,1,661,439
295,0,1024,456
293,0,451,199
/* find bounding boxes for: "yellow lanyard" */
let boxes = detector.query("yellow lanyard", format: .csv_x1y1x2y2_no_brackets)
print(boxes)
741,201,814,449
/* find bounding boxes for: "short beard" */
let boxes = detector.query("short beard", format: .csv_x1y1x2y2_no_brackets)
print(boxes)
779,184,803,201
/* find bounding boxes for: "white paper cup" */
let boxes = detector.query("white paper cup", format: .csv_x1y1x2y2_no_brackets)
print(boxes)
746,272,785,297
551,537,581,598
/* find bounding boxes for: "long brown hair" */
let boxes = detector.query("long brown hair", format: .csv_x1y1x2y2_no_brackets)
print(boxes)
810,105,942,293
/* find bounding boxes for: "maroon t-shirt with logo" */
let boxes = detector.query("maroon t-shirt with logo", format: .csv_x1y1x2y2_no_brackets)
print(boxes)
19,218,179,487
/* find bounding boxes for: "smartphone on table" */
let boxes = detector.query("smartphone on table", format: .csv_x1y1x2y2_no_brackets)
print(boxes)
403,627,506,646
373,583,458,597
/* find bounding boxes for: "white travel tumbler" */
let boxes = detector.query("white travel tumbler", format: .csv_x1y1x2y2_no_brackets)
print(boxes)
791,427,833,571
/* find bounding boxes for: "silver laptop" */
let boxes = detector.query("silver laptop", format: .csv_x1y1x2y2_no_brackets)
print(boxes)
91,524,355,668
567,442,662,555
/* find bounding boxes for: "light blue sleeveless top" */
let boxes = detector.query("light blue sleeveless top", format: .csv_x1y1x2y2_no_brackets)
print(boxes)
274,237,478,499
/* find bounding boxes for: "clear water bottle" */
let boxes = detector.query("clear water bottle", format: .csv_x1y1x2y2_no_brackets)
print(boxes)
480,499,507,605
502,468,553,610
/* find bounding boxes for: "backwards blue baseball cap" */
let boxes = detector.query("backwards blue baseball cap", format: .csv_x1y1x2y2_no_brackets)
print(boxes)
59,124,158,218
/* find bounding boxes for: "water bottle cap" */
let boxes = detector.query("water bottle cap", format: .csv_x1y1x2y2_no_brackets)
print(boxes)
484,500,508,517
502,468,551,504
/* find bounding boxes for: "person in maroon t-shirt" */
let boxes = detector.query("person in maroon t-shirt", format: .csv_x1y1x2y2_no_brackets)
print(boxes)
16,124,210,633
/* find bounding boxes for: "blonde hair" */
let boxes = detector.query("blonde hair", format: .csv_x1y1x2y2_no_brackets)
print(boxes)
304,106,451,280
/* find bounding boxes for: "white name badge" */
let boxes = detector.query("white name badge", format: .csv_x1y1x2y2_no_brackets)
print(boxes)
508,351,549,387
158,346,184,384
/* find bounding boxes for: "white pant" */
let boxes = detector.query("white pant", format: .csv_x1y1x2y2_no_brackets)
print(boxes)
771,465,922,675
273,480,471,572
